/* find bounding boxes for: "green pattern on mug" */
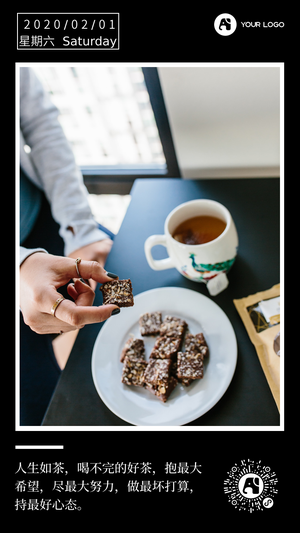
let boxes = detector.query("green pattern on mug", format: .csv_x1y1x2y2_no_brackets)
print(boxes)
190,253,235,273
181,253,236,281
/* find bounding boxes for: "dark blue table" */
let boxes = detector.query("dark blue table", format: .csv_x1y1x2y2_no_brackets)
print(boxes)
42,177,280,426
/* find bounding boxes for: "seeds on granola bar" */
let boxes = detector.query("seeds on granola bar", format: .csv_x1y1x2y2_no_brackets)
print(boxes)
100,279,134,307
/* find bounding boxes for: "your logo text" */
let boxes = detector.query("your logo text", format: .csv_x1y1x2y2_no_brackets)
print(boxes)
241,21,284,28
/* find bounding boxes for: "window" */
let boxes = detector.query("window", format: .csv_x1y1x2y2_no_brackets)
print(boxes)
32,65,180,194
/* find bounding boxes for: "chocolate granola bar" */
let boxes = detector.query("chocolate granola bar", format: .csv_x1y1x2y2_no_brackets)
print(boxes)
120,337,145,363
121,355,148,387
100,279,134,307
159,315,187,338
177,351,204,380
143,359,177,402
145,376,178,402
139,312,162,336
185,333,209,358
171,360,193,387
150,335,182,360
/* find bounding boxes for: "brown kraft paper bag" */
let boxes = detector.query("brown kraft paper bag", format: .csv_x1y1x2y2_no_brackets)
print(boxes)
233,284,280,411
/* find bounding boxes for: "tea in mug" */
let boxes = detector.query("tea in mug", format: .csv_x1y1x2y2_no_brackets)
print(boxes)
172,215,226,245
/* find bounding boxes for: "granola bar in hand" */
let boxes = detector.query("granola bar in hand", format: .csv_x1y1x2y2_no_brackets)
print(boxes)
100,279,134,307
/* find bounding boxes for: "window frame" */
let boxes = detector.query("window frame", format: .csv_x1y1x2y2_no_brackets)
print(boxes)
82,67,181,195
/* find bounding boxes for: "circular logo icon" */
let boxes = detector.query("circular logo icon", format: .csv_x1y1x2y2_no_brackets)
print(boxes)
238,473,264,499
214,14,237,36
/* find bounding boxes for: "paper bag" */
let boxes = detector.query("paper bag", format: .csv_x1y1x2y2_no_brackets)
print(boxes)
233,284,280,411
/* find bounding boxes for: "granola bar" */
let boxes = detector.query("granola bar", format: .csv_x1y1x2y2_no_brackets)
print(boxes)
120,337,145,363
100,279,134,307
121,356,148,387
143,358,177,402
145,376,178,402
177,351,204,380
171,360,193,387
185,333,209,358
150,335,182,360
139,312,162,336
159,315,187,338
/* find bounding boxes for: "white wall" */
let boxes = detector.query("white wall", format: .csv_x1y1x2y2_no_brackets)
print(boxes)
158,65,281,178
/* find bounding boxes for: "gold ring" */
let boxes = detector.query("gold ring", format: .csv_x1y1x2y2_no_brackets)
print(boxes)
51,297,65,317
75,257,82,277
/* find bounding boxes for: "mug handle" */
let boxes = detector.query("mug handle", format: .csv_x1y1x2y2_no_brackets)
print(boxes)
144,235,175,271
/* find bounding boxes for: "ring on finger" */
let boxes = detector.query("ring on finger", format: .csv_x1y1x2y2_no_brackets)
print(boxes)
75,257,90,286
51,297,65,317
75,257,82,277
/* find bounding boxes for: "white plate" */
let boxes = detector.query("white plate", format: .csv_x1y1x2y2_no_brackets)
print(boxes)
91,287,237,426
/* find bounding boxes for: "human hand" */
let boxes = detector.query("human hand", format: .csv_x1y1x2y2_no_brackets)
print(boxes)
20,252,119,334
68,239,113,289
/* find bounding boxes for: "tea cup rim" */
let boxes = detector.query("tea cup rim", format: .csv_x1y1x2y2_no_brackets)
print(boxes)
165,199,231,248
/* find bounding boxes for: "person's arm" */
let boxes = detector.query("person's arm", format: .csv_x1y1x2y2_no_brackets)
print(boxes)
20,246,48,266
20,67,111,258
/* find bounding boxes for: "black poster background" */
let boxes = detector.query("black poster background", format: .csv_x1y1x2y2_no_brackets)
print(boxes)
12,6,290,523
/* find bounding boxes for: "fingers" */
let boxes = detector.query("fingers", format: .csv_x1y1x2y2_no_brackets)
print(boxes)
76,260,118,285
52,279,119,328
67,279,95,306
53,256,117,286
20,252,121,335
54,299,119,328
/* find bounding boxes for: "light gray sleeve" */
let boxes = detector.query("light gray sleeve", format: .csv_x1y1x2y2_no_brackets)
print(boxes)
19,67,110,258
19,246,48,266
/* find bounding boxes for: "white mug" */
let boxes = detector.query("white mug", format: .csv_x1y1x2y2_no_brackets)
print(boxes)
144,199,238,296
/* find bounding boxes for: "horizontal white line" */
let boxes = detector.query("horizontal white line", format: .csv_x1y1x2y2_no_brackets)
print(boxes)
15,445,64,449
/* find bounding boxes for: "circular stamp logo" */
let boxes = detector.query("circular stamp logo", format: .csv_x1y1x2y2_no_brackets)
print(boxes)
214,14,237,36
224,459,278,512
